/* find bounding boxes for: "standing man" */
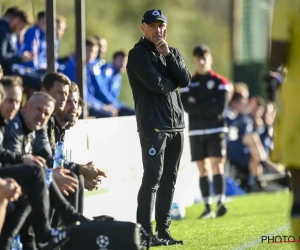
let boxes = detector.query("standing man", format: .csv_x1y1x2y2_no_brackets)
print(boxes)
268,0,300,247
181,45,230,219
126,9,191,246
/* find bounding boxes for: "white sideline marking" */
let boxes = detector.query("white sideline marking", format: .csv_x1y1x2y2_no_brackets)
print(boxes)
232,223,290,250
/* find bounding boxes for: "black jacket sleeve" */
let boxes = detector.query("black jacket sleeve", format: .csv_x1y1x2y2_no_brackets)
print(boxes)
1,124,24,165
0,29,22,66
3,124,22,154
165,48,191,88
0,147,23,165
33,127,81,175
33,127,53,166
127,48,178,94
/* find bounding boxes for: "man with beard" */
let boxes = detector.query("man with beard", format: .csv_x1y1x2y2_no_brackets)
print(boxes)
1,92,87,250
55,83,101,192
34,73,106,226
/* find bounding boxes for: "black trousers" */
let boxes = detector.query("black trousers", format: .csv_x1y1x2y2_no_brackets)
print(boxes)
0,167,79,250
0,165,51,250
52,173,84,228
137,131,184,233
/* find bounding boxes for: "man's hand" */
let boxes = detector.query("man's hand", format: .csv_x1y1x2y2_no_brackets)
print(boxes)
53,167,79,196
0,178,21,202
80,161,107,181
155,39,170,57
23,155,46,168
21,51,34,62
84,178,101,191
102,104,118,117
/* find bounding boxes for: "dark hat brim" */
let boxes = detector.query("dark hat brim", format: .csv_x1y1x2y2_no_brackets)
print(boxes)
143,17,167,25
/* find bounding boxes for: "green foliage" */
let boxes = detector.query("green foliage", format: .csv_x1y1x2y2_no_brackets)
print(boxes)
0,0,231,107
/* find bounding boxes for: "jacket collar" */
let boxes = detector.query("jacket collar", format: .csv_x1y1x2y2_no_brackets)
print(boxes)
138,37,156,52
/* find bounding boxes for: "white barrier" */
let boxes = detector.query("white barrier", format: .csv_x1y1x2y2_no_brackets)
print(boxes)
64,115,200,222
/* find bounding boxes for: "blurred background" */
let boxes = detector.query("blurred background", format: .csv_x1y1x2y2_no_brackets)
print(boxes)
0,0,274,108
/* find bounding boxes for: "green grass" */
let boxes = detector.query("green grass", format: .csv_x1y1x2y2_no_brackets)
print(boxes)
154,191,295,250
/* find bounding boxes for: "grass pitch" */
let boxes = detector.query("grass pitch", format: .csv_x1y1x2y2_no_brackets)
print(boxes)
158,191,295,250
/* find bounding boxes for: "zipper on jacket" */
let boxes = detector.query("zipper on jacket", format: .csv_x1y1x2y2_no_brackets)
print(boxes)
166,93,175,127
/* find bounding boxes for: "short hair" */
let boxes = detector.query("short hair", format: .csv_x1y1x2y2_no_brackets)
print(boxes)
0,84,6,100
29,91,56,105
56,15,66,23
113,51,127,60
78,98,85,108
230,82,249,104
86,38,98,48
0,76,23,88
42,72,71,91
193,44,211,57
12,10,32,25
91,35,101,42
37,11,45,20
4,6,19,17
69,83,79,94
252,96,265,107
233,82,249,94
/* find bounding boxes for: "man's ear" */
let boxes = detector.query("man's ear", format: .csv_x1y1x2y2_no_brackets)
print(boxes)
141,23,145,33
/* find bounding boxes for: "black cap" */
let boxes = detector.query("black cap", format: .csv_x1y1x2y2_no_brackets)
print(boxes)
141,9,167,25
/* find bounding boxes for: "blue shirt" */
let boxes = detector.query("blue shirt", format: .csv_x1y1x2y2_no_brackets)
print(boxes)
61,56,122,110
226,110,254,148
19,25,59,69
256,125,274,155
101,63,122,100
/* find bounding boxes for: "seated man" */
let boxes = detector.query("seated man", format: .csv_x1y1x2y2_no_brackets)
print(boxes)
0,165,79,250
249,97,285,175
98,51,135,117
55,83,102,192
1,92,90,249
18,12,66,72
62,39,135,118
226,83,268,192
17,11,46,70
0,76,23,122
0,10,33,75
0,10,44,97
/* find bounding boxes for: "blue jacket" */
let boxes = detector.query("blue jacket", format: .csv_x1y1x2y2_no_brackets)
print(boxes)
101,63,122,101
0,19,22,73
62,56,121,110
19,25,59,69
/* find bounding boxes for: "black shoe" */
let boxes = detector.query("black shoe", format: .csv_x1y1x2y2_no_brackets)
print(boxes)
157,230,184,245
38,221,80,250
141,234,168,247
198,209,215,219
216,203,227,217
